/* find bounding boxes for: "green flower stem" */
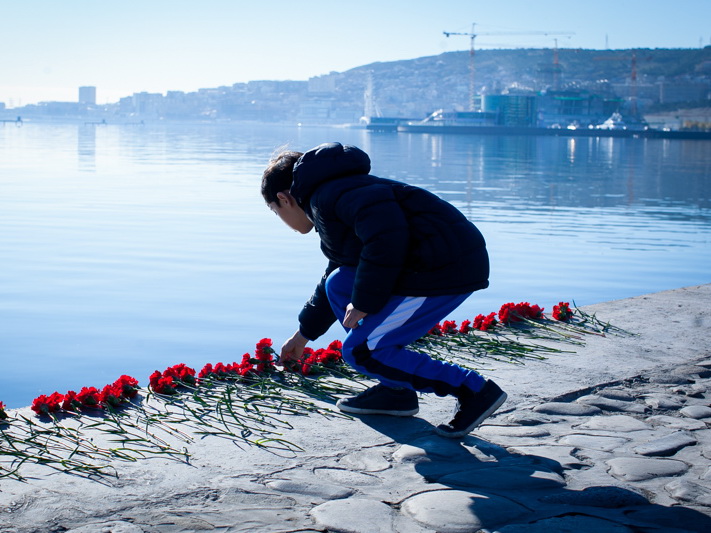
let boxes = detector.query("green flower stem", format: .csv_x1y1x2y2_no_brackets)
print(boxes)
571,304,636,336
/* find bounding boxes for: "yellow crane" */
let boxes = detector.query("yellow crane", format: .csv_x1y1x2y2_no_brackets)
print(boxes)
443,23,574,110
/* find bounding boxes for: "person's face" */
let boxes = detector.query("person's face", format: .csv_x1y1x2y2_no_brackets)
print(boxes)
269,191,314,234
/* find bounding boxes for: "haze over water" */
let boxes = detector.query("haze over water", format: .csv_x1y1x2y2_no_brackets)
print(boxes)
1,121,709,408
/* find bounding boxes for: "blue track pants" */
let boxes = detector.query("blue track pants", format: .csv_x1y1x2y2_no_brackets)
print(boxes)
325,266,486,396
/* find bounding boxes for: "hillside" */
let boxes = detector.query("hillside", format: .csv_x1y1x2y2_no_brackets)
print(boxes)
332,47,711,117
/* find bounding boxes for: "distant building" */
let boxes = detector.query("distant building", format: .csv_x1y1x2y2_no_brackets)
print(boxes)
536,90,622,127
308,74,336,94
483,94,538,127
78,86,96,105
131,92,163,116
657,80,710,104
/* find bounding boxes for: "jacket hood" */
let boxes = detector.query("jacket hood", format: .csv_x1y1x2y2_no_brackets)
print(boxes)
291,142,371,208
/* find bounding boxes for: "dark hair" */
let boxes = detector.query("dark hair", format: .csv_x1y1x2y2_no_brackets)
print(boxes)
261,150,303,204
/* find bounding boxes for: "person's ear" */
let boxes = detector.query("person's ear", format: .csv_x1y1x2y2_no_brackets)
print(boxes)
276,191,291,206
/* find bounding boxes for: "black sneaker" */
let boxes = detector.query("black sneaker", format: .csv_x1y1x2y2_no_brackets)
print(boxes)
336,384,419,416
435,380,507,438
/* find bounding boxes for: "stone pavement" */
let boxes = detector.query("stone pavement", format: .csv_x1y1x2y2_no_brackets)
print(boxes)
1,284,710,532
4,358,711,533
287,358,711,533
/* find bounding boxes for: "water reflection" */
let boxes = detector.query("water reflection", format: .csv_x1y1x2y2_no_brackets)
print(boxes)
77,124,96,171
0,122,709,408
384,133,710,216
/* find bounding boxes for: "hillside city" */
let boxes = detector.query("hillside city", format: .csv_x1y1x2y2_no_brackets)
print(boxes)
2,48,710,130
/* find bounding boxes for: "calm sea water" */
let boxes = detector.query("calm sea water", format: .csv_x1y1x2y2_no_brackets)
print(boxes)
1,121,709,408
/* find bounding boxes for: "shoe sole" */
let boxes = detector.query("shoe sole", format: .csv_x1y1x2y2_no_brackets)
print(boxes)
435,391,508,438
336,399,419,417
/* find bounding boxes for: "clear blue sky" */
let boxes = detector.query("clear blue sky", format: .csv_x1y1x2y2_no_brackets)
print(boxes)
1,0,709,106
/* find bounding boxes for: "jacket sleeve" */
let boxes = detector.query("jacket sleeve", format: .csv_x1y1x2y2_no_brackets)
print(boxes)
336,185,409,314
298,261,339,341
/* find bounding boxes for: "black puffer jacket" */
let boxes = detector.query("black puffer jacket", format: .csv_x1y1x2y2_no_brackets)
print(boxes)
291,142,489,340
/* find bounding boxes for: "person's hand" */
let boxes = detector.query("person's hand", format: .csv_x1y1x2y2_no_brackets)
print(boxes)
344,303,368,329
279,330,309,370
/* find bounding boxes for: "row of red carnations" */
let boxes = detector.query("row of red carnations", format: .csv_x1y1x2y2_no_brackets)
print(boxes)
149,338,344,394
22,339,345,416
429,301,575,336
30,375,140,416
18,304,575,417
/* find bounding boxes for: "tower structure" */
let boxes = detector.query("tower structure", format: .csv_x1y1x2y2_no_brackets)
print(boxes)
78,86,96,106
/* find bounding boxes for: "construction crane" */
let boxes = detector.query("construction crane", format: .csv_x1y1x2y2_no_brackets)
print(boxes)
443,23,574,110
552,38,561,91
594,51,651,117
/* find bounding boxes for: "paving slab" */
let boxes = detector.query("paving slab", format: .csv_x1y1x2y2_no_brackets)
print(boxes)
646,414,708,431
634,431,697,457
575,414,651,432
477,425,551,438
644,395,686,410
665,479,711,506
606,456,690,482
506,445,588,470
680,405,711,419
504,412,556,426
338,449,392,472
559,433,630,451
533,402,602,416
310,498,396,533
265,479,355,500
577,395,649,414
400,489,529,533
598,389,637,401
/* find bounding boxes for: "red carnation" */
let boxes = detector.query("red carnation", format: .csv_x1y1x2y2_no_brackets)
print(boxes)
157,376,177,395
254,338,276,372
499,302,544,324
498,303,517,324
429,323,443,336
114,375,139,399
553,302,574,321
0,401,7,421
442,320,458,335
459,320,472,334
482,312,498,331
32,392,64,415
163,364,196,385
327,339,343,352
149,371,177,395
76,387,103,409
61,390,82,412
101,383,126,408
149,370,162,386
515,302,533,319
255,338,274,357
473,312,498,331
473,314,483,329
239,361,254,376
301,353,320,376
528,304,544,319
198,363,214,380
318,348,341,364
